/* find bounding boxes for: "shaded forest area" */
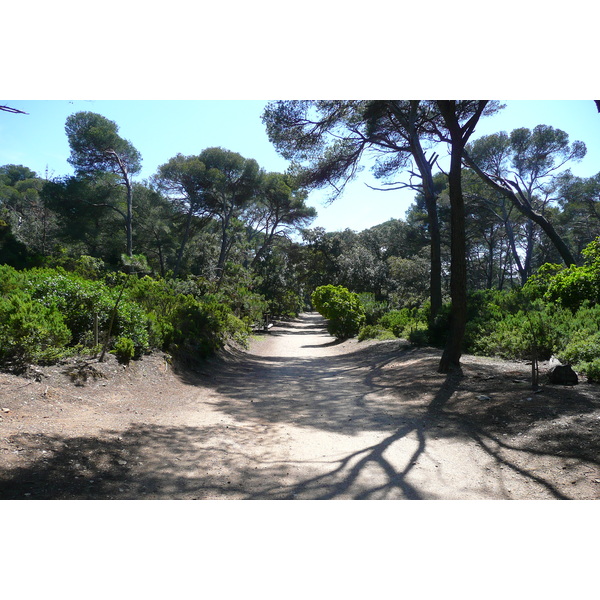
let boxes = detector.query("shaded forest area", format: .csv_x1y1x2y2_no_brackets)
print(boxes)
2,101,600,381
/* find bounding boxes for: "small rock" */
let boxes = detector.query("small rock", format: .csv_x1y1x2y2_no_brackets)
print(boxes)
477,395,491,401
1,408,10,413
117,460,127,466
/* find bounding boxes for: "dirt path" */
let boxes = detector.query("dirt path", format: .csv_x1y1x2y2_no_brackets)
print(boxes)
1,312,599,499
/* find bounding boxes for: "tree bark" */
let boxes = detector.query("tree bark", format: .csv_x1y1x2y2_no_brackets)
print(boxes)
437,101,488,374
410,136,443,322
438,126,468,373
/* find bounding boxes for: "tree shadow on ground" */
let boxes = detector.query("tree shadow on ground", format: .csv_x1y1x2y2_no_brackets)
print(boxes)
188,336,600,499
2,316,599,499
0,422,298,500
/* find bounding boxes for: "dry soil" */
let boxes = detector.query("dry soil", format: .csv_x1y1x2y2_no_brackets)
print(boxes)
1,312,599,499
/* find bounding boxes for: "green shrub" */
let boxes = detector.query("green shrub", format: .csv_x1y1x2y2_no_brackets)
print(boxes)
578,359,600,382
25,268,150,356
378,309,413,337
112,337,135,364
268,289,304,319
472,302,564,361
311,285,366,339
407,322,430,346
358,325,396,342
169,296,250,358
357,293,388,326
0,294,71,365
377,307,431,342
557,331,600,366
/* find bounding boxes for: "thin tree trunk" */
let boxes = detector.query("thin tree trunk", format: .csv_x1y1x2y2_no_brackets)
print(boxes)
173,205,194,280
125,179,133,258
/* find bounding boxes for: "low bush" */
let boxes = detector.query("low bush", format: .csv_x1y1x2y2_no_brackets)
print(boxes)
357,293,388,326
378,309,413,337
0,293,71,365
557,330,600,366
311,285,366,339
112,337,135,364
358,324,396,342
577,359,600,382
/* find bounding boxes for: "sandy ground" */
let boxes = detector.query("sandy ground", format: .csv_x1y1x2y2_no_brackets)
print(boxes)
1,312,599,499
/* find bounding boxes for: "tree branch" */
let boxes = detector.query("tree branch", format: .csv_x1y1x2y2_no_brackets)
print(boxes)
0,105,28,114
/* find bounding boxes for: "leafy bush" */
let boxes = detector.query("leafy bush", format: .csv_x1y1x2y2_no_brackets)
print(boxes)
358,325,396,342
112,337,135,363
127,276,250,356
268,289,304,319
311,285,366,339
472,307,562,361
557,330,600,366
577,359,600,382
357,293,388,326
407,322,430,346
0,293,71,365
25,269,150,356
524,239,600,311
378,309,413,337
169,295,249,358
377,307,431,343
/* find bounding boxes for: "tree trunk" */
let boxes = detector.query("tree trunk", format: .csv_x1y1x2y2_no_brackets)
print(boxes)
408,110,443,322
438,132,468,373
437,101,488,374
216,213,231,284
173,205,194,280
424,190,443,322
125,178,133,258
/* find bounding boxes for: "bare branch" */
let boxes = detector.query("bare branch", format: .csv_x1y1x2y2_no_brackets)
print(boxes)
0,105,28,114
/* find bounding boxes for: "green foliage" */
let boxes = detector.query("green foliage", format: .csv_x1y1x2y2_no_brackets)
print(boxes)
311,284,366,339
407,322,430,346
558,330,600,366
524,238,600,311
357,325,396,342
377,307,431,343
378,309,414,337
168,295,249,358
357,293,388,326
112,337,135,364
577,359,600,382
65,112,141,176
24,268,150,354
0,293,71,365
124,274,250,359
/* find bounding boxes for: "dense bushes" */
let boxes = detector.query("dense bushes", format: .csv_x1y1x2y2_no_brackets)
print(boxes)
0,293,71,365
0,265,256,369
353,238,600,382
312,285,365,339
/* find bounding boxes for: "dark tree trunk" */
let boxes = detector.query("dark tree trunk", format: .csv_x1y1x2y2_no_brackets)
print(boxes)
438,131,468,373
437,101,488,374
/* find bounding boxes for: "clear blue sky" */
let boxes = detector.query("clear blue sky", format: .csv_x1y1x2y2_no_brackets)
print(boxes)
2,99,599,233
